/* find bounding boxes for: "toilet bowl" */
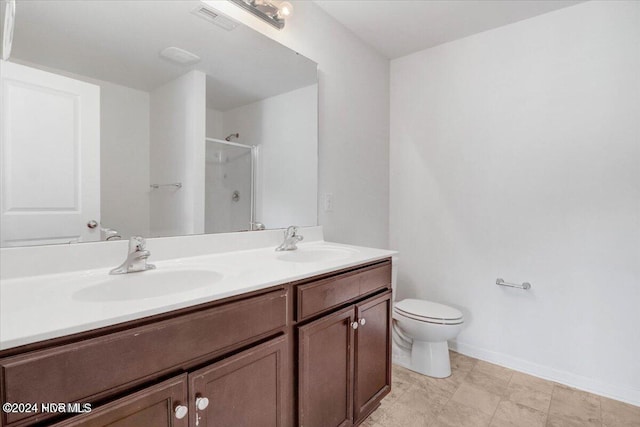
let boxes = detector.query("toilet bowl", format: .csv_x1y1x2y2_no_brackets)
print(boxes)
391,258,464,378
393,299,463,378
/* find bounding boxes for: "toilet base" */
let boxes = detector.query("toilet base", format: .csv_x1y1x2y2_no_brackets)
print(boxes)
410,340,451,378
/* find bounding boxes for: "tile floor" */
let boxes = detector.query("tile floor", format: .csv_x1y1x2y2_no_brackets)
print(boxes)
363,351,640,427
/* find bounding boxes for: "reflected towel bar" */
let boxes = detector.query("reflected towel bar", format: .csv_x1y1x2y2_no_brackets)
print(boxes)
496,278,531,290
150,183,182,189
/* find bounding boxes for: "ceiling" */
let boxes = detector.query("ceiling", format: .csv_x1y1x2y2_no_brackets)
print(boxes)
11,1,317,111
314,0,585,59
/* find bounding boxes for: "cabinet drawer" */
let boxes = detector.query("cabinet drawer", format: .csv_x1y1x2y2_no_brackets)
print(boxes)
0,289,286,426
296,261,391,321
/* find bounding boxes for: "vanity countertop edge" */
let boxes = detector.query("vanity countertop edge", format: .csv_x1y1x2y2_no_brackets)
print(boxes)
0,241,397,351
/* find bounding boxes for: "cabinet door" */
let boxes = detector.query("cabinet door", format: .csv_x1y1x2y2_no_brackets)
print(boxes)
51,375,188,427
298,306,355,427
354,291,392,423
189,335,287,427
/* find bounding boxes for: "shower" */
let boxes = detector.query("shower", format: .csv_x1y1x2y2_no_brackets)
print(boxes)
204,137,257,234
225,133,239,141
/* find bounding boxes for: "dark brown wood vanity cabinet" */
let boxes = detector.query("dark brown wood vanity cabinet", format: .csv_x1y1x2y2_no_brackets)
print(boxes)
49,336,288,427
187,335,287,427
296,262,392,427
0,288,288,427
51,375,190,427
0,258,392,427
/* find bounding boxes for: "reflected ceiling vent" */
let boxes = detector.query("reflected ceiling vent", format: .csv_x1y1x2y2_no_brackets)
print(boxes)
160,47,201,65
192,4,238,31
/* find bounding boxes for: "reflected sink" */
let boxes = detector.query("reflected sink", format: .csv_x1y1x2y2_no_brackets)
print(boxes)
277,246,357,263
73,269,223,301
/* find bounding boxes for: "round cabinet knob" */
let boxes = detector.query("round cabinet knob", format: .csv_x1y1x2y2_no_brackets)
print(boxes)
359,318,366,326
196,396,210,411
87,220,98,229
174,404,188,419
351,321,359,330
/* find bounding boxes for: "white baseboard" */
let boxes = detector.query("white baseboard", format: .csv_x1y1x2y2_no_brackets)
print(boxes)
449,340,640,407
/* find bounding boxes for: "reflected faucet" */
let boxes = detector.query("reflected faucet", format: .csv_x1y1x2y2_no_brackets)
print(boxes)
110,236,156,275
102,227,121,241
275,226,303,251
251,221,266,231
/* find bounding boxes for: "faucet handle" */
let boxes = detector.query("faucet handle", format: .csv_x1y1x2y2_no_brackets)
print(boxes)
129,236,146,252
285,226,303,243
285,226,299,237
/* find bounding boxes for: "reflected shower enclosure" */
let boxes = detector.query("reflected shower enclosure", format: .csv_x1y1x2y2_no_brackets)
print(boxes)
204,138,257,233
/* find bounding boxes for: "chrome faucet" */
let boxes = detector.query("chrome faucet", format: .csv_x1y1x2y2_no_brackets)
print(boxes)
275,226,303,251
102,227,121,241
250,221,266,231
110,236,156,275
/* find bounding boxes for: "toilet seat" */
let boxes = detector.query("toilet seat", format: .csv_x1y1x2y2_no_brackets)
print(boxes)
394,299,464,325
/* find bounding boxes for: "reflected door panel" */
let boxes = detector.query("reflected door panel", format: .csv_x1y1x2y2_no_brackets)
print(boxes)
0,60,100,247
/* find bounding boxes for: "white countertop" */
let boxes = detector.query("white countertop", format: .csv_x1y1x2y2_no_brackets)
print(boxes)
0,241,395,350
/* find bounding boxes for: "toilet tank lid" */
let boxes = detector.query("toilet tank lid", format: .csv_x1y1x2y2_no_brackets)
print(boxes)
395,299,463,320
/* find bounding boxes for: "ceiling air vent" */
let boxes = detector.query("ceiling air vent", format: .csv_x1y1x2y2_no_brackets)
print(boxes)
160,47,201,65
192,5,238,31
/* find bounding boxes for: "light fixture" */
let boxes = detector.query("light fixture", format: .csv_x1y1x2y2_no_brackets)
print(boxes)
229,0,293,30
277,2,293,19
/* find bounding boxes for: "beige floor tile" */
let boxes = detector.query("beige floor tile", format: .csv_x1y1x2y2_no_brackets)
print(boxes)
386,375,414,406
548,385,601,426
359,417,384,427
432,400,493,427
600,396,640,427
418,369,469,396
473,360,514,382
365,403,393,425
450,350,478,373
464,369,510,398
505,382,552,412
451,383,501,415
392,364,420,385
394,384,450,419
383,363,636,427
490,400,546,427
374,402,438,427
509,371,555,395
546,413,600,427
370,380,450,426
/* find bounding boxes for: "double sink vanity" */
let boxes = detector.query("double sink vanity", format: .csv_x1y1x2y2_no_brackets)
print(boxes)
0,228,395,427
0,2,392,426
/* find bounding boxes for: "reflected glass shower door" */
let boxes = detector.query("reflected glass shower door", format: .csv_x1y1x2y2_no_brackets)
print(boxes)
205,139,256,233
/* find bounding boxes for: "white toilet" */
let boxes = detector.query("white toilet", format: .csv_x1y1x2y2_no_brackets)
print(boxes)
391,259,464,378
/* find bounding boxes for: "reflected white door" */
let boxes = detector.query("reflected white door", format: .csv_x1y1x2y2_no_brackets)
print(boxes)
0,60,100,247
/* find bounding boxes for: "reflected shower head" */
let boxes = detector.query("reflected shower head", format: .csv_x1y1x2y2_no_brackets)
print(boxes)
225,133,239,141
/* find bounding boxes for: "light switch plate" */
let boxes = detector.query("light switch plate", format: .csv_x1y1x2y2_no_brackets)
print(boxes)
323,193,334,212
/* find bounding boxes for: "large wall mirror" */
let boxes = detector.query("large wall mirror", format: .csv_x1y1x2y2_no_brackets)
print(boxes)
0,0,318,247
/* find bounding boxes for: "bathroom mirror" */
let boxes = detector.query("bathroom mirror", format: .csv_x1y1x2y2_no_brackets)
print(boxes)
0,0,318,247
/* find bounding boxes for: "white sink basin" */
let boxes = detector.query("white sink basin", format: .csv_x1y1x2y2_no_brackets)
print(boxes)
277,246,357,263
73,269,223,301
